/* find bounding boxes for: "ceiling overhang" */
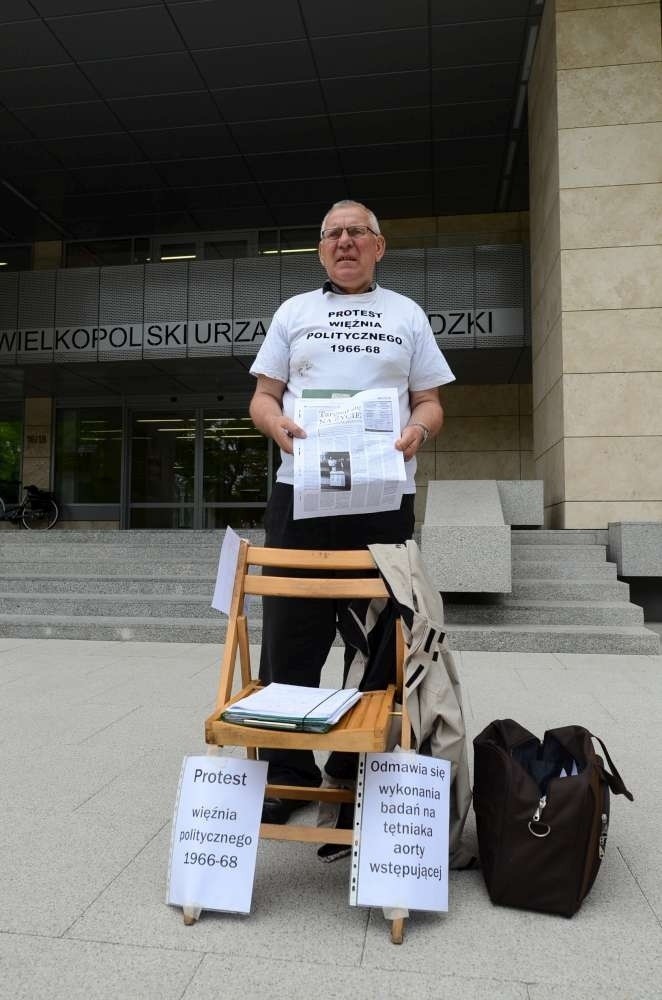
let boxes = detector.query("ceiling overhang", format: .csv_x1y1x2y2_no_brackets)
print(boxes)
0,0,544,243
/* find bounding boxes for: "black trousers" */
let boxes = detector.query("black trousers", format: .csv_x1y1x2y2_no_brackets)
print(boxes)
259,483,415,787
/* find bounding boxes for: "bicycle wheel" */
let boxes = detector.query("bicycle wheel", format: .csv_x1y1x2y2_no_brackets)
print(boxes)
21,497,59,530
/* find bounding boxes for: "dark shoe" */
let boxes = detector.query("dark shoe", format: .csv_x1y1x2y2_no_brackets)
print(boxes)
317,802,354,862
261,796,305,824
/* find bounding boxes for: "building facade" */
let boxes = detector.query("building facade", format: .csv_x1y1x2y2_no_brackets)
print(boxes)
0,0,660,531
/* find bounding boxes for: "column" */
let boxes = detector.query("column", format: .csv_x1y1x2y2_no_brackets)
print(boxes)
529,0,662,527
22,397,53,490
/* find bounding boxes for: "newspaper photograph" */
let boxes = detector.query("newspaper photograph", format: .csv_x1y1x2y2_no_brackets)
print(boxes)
292,387,406,520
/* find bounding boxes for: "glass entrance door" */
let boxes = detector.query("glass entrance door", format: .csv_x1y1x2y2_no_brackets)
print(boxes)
129,411,196,528
128,408,269,528
0,404,23,506
201,412,269,528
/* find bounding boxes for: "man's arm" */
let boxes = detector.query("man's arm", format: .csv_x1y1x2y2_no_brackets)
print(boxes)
395,387,444,461
249,374,306,456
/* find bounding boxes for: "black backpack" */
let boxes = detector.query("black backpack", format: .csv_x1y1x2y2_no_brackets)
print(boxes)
473,719,633,917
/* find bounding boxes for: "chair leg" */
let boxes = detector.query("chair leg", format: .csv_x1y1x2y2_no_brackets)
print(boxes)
390,916,405,944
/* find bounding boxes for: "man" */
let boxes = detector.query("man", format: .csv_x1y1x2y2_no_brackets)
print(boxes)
249,200,455,825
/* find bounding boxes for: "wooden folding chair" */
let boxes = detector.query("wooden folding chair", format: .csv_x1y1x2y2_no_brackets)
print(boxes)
187,539,412,943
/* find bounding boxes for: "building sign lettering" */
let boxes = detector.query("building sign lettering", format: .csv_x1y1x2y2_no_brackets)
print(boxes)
0,309,523,365
428,308,523,338
0,318,273,364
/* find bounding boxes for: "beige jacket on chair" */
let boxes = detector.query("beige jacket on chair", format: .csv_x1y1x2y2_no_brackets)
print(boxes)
367,540,474,868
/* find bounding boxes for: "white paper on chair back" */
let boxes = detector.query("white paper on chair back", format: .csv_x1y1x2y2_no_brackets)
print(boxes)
167,755,267,913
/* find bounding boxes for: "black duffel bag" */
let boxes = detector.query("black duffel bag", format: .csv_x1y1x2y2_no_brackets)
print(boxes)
473,719,633,917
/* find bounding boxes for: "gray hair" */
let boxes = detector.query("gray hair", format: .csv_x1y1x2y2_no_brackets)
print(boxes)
320,200,381,237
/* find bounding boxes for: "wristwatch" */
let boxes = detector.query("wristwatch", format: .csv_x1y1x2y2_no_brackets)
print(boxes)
409,421,430,444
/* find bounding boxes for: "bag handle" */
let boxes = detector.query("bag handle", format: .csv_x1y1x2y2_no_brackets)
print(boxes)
591,732,634,801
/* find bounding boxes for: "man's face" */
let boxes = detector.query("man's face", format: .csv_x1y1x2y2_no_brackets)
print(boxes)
318,205,385,293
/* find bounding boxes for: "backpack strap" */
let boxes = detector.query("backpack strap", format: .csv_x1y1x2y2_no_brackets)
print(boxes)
590,732,634,801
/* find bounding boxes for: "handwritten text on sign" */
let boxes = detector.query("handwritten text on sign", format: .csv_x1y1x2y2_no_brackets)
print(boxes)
167,755,267,914
351,752,450,912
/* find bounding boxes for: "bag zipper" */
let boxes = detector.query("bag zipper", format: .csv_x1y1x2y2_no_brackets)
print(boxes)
528,794,551,838
598,811,609,859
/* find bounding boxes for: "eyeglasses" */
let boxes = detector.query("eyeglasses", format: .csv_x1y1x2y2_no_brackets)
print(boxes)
320,225,379,241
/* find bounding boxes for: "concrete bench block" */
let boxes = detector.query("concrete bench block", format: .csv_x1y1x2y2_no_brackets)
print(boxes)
421,524,512,592
424,479,505,526
608,522,662,576
421,481,511,592
496,480,544,526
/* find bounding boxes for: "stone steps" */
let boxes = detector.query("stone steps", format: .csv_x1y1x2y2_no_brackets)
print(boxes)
0,614,655,655
444,599,643,626
512,544,608,562
443,529,658,652
510,559,617,579
0,528,658,653
0,593,220,618
511,529,608,545
0,613,228,643
1,548,222,562
442,624,658,655
509,578,630,600
0,529,235,545
0,575,216,595
0,560,220,577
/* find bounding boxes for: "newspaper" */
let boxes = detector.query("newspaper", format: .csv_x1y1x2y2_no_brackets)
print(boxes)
292,387,406,520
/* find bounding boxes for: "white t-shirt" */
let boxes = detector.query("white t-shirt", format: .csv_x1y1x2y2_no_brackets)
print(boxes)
250,285,455,492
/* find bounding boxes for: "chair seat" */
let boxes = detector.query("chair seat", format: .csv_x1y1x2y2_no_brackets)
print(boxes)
205,681,397,753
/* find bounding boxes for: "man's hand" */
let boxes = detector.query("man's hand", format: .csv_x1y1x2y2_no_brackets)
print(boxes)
395,424,426,461
249,375,306,454
267,414,306,455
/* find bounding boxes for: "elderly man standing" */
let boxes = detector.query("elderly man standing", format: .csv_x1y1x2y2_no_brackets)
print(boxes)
249,200,455,827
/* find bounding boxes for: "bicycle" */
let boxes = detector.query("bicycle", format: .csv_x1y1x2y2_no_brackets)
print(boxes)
0,484,60,530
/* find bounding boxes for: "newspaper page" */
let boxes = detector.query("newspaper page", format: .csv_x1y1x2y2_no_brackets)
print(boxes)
292,387,406,520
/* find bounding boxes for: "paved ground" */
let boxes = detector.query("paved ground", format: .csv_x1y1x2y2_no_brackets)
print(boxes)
1,635,660,1000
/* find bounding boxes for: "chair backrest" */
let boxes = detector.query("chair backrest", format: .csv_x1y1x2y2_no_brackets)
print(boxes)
216,540,405,709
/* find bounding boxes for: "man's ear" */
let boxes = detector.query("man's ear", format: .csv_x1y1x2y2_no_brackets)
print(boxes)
375,236,386,263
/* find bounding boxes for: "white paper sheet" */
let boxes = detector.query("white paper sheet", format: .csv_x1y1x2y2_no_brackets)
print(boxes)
211,525,241,614
167,755,267,914
350,751,450,913
292,387,406,520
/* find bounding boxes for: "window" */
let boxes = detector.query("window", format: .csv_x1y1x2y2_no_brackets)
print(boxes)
133,237,151,264
259,228,318,255
159,242,197,262
65,240,132,268
204,239,249,259
64,237,151,268
202,414,268,504
0,245,32,271
0,405,22,503
55,407,122,503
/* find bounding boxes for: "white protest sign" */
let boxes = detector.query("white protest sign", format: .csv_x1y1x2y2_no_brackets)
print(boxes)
350,752,450,912
167,755,267,913
211,526,241,614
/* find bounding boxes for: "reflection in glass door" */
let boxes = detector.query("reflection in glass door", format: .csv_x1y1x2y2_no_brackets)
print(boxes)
0,405,23,505
129,412,196,528
202,413,269,528
128,409,269,528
